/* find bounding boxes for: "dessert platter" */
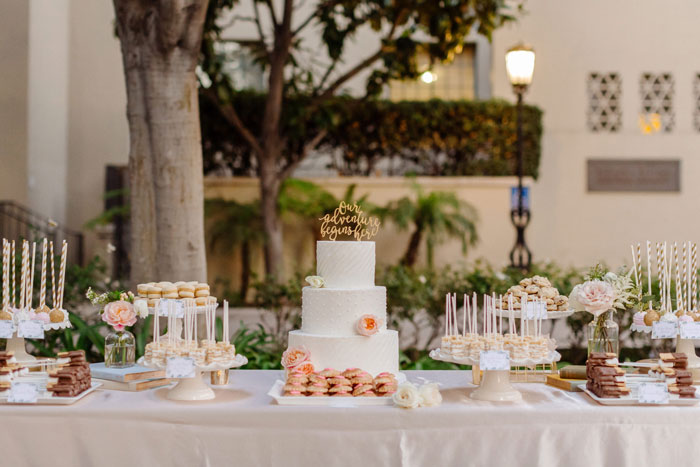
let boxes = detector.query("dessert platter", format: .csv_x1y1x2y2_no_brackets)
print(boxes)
138,300,247,401
133,280,218,313
430,292,560,401
2,238,72,363
0,350,100,405
627,241,700,373
492,275,573,319
580,352,699,406
271,202,402,406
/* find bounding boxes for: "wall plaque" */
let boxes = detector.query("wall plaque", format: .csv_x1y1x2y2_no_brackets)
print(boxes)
587,159,680,192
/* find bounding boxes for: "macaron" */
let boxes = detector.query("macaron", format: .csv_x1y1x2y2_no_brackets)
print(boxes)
147,286,162,299
162,285,178,299
137,284,149,297
195,284,210,298
195,297,207,306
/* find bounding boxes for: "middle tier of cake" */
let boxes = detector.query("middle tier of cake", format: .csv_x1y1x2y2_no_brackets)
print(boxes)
301,286,386,336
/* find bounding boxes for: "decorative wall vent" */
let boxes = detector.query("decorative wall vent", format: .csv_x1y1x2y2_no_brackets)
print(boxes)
693,73,700,132
639,72,674,133
587,72,622,132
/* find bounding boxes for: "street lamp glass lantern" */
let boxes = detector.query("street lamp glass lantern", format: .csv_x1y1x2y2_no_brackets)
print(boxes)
505,44,535,88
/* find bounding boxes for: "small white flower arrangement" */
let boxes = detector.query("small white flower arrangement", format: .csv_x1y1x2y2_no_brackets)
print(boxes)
393,381,442,409
305,275,326,288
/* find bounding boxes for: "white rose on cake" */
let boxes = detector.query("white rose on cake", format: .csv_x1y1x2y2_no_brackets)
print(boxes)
418,383,442,407
305,275,326,288
134,299,149,319
393,382,421,409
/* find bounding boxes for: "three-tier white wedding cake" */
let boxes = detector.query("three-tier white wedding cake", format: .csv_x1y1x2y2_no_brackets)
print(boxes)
287,241,399,376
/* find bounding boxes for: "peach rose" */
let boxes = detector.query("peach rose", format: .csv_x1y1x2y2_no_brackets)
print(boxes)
102,300,137,331
571,280,615,318
357,314,383,336
281,346,310,369
291,361,315,375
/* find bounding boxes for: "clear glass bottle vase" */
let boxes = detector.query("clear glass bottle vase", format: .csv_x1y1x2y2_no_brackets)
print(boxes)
587,310,619,356
105,329,136,368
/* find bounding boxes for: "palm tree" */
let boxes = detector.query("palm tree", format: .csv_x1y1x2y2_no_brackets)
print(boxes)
375,180,478,268
205,199,263,301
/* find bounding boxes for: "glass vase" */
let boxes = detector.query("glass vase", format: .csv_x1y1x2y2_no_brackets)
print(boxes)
105,329,135,368
587,310,619,356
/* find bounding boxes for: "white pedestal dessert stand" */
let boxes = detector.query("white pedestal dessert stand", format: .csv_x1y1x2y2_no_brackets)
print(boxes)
6,312,72,364
469,369,522,402
138,354,247,401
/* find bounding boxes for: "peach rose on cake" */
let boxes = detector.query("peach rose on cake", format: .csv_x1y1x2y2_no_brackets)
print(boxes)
281,346,311,369
357,314,383,336
102,300,137,331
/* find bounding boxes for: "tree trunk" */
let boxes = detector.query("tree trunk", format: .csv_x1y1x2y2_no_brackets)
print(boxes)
401,225,423,268
239,240,250,300
113,0,209,284
259,156,284,278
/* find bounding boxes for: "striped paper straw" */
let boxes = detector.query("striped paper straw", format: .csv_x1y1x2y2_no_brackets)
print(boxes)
49,241,56,308
646,241,652,296
682,242,688,310
57,240,67,309
2,240,8,310
11,240,15,307
39,239,47,308
28,242,36,309
673,242,680,310
636,243,642,292
693,242,698,311
19,241,27,309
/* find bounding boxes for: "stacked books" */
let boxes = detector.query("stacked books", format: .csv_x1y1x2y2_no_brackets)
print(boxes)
90,363,170,391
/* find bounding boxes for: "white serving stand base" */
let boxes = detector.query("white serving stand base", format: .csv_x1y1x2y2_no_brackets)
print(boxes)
167,370,215,401
470,369,522,402
6,335,36,363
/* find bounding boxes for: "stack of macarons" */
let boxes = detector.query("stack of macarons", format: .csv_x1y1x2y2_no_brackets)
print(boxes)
135,281,216,307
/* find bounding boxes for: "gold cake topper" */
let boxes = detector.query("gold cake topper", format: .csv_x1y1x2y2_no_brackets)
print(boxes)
319,201,380,241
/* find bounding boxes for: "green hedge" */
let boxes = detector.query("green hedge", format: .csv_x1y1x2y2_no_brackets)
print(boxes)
200,92,543,178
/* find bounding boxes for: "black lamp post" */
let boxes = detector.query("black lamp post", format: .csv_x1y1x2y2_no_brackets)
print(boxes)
505,43,535,271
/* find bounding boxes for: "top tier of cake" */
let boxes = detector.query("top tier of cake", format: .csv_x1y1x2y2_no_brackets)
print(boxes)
317,241,375,289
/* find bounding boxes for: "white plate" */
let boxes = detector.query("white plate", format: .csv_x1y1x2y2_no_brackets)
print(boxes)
268,380,395,406
147,302,218,316
579,383,699,406
0,381,102,405
429,348,561,366
492,309,575,319
137,353,248,372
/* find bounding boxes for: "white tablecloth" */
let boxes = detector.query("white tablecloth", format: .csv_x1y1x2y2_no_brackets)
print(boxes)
0,370,696,467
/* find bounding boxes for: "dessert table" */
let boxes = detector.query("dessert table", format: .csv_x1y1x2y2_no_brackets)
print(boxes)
1,370,698,467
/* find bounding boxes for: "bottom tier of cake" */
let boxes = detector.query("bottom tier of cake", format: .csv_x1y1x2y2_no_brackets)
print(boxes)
288,329,399,377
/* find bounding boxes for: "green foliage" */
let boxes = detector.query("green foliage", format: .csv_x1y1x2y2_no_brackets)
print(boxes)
374,179,478,267
201,92,543,178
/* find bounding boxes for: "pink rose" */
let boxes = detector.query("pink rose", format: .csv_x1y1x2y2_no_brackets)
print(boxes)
102,300,137,331
357,314,383,336
281,346,310,369
573,280,615,317
291,361,315,375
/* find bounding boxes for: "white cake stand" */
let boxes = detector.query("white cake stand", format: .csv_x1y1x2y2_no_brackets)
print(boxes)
137,354,247,401
429,349,559,402
5,312,72,363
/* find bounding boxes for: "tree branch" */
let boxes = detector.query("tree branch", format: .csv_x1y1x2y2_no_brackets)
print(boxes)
204,88,264,157
292,10,317,36
263,0,279,26
280,129,327,180
252,0,270,57
315,49,383,100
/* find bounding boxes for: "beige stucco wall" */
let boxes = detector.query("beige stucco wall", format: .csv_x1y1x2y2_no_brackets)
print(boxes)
0,0,29,204
491,0,700,268
204,176,528,289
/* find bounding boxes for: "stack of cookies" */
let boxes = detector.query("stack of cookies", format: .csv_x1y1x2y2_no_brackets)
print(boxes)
586,352,630,398
373,372,398,397
135,281,216,308
47,350,92,397
281,368,399,398
651,353,695,398
344,368,376,397
0,351,28,394
503,275,569,312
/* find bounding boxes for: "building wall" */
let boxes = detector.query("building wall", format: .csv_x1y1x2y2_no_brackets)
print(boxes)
0,0,29,204
65,0,128,257
490,0,700,269
204,176,527,289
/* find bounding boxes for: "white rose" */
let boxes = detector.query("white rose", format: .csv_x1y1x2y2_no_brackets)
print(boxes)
418,383,442,407
392,382,421,409
305,275,326,288
418,275,427,284
134,299,149,319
